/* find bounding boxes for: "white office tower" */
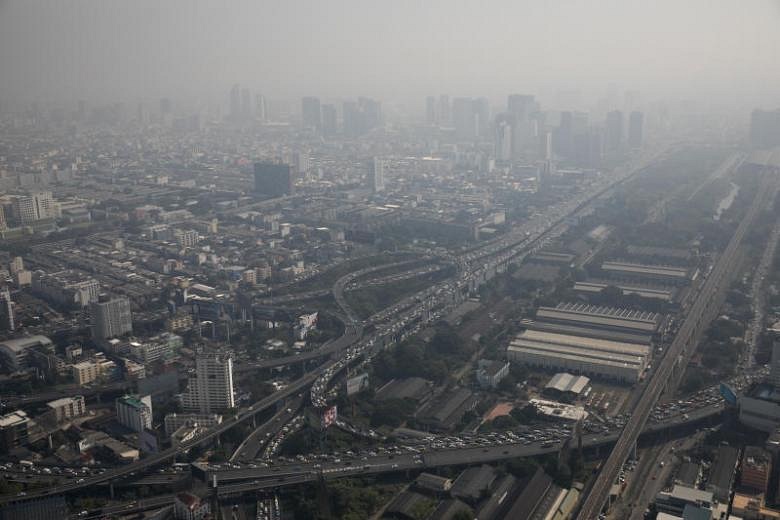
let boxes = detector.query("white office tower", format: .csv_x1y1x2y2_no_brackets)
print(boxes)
182,350,235,413
369,157,385,192
91,296,133,340
116,394,153,433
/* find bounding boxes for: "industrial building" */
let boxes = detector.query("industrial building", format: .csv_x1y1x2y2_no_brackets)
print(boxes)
535,303,662,337
600,260,694,285
573,280,678,303
507,329,649,383
544,373,591,400
0,335,55,373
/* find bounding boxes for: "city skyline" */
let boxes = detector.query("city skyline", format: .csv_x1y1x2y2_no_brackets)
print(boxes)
0,1,779,111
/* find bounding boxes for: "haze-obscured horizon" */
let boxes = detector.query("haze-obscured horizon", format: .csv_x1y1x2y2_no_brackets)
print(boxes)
1,0,779,112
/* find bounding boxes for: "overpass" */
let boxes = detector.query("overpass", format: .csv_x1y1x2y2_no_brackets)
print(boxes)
200,402,726,496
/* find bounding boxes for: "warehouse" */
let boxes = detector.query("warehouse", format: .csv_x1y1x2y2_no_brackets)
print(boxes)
544,372,591,400
600,260,693,285
520,319,652,346
507,329,649,383
573,280,677,303
535,303,662,338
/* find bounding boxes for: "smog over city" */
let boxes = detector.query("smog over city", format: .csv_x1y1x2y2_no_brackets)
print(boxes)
0,2,779,519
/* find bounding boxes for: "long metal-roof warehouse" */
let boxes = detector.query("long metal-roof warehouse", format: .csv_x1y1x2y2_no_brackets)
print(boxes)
507,329,649,383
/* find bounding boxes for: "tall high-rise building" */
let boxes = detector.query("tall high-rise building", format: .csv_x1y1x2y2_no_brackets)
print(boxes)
628,111,644,149
369,157,385,192
425,96,437,125
605,110,624,152
0,288,14,332
254,163,293,197
750,109,780,149
452,97,477,140
321,104,337,136
229,84,241,121
116,394,153,433
301,97,322,130
359,97,382,129
181,350,235,413
507,94,536,121
0,206,6,231
159,98,172,116
255,94,267,123
494,114,513,162
343,98,382,137
240,88,251,118
91,296,133,340
507,95,539,160
294,152,311,177
437,95,450,125
473,97,491,138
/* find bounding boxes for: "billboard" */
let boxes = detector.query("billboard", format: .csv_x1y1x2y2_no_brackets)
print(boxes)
346,373,370,396
720,383,737,406
322,405,337,429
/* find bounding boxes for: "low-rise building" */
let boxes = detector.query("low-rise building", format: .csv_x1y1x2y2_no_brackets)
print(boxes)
741,446,772,494
174,492,210,520
46,396,86,423
0,410,30,454
116,395,153,433
0,335,54,373
476,359,510,389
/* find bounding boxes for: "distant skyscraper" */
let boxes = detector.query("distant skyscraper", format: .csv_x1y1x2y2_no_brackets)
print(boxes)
255,94,267,123
342,98,382,137
473,97,491,138
254,163,293,197
438,95,450,125
605,110,624,152
507,94,536,121
181,350,235,413
541,131,553,161
628,111,644,149
91,296,133,340
750,109,780,149
452,97,477,140
321,104,337,136
507,94,539,160
294,152,311,176
494,114,513,162
229,84,241,121
369,157,385,192
159,98,172,116
241,88,251,118
425,96,437,125
359,97,382,129
301,97,322,130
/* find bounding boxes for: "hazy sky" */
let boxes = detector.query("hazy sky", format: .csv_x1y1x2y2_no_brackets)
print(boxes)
1,0,779,110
